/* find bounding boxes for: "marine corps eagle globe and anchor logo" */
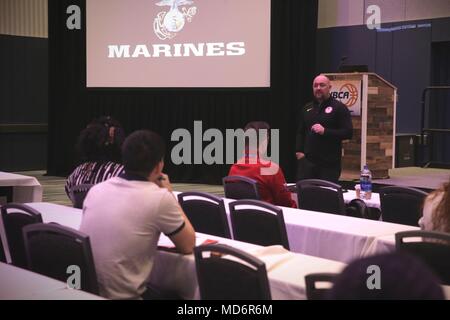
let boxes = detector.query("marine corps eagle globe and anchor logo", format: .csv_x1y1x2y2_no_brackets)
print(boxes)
153,0,197,40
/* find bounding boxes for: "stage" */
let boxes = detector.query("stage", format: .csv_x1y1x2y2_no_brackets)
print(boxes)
341,167,450,193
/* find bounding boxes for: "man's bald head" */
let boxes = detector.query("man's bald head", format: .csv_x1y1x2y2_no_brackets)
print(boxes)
314,74,331,84
313,74,332,102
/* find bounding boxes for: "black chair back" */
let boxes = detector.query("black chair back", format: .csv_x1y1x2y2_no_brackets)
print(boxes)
305,273,337,300
23,223,99,294
296,179,346,215
194,243,271,300
223,176,260,200
69,184,94,209
1,203,42,268
178,192,231,238
346,198,369,219
396,230,450,285
380,186,428,226
229,200,289,250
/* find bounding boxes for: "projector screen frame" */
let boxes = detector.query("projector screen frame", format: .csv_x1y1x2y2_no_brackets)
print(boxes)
85,0,273,90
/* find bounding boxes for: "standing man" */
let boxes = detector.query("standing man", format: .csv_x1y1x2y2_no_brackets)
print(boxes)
296,74,353,183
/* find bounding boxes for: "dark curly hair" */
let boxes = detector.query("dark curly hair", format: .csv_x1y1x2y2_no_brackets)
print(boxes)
76,116,125,163
122,130,165,177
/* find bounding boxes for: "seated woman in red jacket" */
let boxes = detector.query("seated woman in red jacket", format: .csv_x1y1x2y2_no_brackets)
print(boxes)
228,121,297,208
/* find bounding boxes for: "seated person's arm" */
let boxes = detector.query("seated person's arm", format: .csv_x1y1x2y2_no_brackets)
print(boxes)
271,168,297,208
169,207,195,254
157,174,196,254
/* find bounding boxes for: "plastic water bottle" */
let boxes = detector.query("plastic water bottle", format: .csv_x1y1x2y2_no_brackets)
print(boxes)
360,164,372,200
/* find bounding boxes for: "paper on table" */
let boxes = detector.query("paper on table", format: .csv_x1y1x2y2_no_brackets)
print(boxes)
219,245,296,272
247,245,296,272
157,234,218,251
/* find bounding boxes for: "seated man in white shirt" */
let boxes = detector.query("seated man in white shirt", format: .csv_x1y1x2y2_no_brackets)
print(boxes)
80,130,195,300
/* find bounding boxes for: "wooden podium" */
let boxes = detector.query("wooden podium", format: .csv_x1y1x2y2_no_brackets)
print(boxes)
325,73,397,180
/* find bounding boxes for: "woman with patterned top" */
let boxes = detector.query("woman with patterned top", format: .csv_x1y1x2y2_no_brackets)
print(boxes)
65,116,125,205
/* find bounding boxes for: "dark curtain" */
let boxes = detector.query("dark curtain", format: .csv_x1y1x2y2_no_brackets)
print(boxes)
48,0,318,184
0,35,48,171
430,41,450,165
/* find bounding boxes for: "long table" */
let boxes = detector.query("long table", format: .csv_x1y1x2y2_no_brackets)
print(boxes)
20,202,450,300
0,174,43,263
0,262,103,300
27,199,419,264
173,193,418,263
152,234,346,300
23,202,346,300
287,184,381,209
279,205,417,263
0,172,43,203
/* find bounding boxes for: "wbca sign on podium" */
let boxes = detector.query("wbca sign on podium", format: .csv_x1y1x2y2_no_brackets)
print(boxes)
326,73,397,179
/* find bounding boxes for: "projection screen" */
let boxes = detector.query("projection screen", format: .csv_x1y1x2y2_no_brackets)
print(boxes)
86,0,271,88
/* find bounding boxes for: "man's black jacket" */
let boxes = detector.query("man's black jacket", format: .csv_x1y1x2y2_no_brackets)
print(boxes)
296,96,353,166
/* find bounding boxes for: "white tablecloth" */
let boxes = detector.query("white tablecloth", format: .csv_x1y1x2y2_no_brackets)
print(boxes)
0,262,103,300
364,235,397,256
21,202,450,300
0,176,43,263
0,172,43,203
1,202,82,263
343,190,380,209
150,233,346,300
287,184,381,209
280,206,418,263
26,202,83,229
26,199,419,264
23,203,346,300
173,192,418,263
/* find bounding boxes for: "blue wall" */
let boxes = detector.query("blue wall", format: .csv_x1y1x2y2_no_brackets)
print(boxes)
317,17,450,134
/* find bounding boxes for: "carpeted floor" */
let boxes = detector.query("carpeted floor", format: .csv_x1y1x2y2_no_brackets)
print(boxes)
14,166,450,205
14,170,225,206
374,167,450,190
